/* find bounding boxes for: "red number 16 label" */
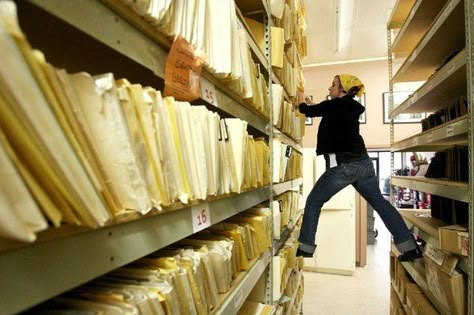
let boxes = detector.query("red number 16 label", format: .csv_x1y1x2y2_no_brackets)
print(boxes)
192,203,211,232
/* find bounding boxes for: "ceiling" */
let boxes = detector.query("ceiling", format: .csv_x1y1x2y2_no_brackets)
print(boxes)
302,0,397,66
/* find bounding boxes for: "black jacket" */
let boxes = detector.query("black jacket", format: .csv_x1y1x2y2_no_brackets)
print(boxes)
299,95,367,156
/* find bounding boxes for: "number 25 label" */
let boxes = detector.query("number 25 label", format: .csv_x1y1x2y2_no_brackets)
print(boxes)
192,203,211,232
205,89,214,104
200,80,219,107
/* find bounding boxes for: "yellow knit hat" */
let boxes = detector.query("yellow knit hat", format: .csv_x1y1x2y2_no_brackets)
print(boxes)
339,74,365,97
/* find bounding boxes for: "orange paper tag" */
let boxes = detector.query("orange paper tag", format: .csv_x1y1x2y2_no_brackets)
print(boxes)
164,36,203,102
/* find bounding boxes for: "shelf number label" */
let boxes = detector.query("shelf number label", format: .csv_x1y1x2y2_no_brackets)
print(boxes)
447,124,455,137
412,138,419,146
192,203,211,233
234,288,244,309
200,79,219,107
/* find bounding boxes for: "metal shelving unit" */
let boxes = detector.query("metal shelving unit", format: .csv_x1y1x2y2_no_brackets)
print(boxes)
391,245,451,315
387,0,416,29
216,251,272,315
391,0,465,84
391,176,468,202
26,0,270,135
272,73,292,101
240,18,270,73
274,129,303,153
390,0,447,58
400,209,470,275
390,49,467,117
0,0,306,314
0,187,270,314
273,210,303,255
284,271,303,315
391,115,468,151
235,0,269,17
388,0,473,312
273,178,303,197
390,281,409,313
294,298,303,315
466,0,474,311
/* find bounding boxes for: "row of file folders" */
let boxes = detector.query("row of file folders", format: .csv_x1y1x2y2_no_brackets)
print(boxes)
273,190,301,239
115,0,307,141
116,0,307,100
26,208,272,315
0,2,300,244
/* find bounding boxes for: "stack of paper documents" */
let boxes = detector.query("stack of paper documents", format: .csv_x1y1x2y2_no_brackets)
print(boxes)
121,0,264,104
34,243,243,314
229,210,271,256
0,1,111,229
274,100,304,141
273,190,300,235
272,84,284,127
224,118,248,193
179,237,234,293
285,150,302,182
273,139,302,183
271,0,308,95
0,1,272,243
209,222,250,271
255,139,270,187
282,270,304,314
272,229,301,302
272,254,287,300
32,263,183,314
27,204,273,313
0,131,48,242
244,17,284,70
238,301,274,315
273,0,307,59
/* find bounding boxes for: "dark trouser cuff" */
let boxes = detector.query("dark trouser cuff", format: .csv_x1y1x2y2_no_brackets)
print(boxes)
298,242,316,254
395,238,417,252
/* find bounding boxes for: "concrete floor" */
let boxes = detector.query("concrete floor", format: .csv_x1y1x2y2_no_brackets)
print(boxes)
302,214,391,315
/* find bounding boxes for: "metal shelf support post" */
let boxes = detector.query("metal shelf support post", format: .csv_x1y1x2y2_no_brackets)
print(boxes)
465,0,474,313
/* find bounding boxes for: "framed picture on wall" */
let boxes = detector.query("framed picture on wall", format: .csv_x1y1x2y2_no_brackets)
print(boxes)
305,117,313,125
383,92,426,124
354,93,366,124
327,93,367,124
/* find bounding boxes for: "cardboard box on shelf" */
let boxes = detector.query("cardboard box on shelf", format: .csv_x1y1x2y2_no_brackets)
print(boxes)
390,285,406,315
439,225,469,256
424,253,465,315
406,283,439,315
398,269,412,304
423,243,459,274
390,253,397,284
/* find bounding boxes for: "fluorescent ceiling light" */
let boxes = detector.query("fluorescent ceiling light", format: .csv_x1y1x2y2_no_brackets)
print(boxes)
334,0,356,55
334,0,342,54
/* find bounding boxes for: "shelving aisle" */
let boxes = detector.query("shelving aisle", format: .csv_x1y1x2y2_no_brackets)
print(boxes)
0,0,307,314
387,0,473,314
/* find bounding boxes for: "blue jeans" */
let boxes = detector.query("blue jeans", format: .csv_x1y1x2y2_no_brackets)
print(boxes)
298,158,417,254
